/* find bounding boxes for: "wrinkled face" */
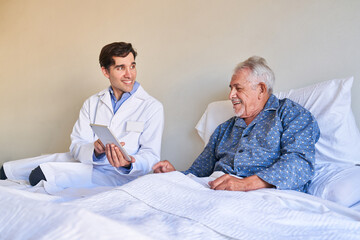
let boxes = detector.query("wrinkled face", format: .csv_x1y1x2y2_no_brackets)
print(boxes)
228,69,264,119
101,53,137,100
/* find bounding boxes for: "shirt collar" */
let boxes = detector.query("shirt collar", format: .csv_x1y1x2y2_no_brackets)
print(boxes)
109,81,140,102
263,94,279,111
234,94,279,128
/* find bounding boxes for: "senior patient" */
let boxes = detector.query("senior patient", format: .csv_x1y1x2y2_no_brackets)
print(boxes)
153,56,320,192
1,42,164,188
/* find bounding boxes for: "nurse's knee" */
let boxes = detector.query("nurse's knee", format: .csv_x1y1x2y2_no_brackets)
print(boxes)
29,166,46,186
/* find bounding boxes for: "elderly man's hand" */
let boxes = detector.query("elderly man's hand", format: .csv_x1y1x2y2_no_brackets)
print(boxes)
153,160,176,173
208,174,274,191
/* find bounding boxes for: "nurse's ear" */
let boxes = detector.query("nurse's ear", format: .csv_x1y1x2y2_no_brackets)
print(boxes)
101,67,110,79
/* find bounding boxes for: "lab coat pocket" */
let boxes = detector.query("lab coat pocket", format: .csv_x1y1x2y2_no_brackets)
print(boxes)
126,121,145,133
120,131,142,155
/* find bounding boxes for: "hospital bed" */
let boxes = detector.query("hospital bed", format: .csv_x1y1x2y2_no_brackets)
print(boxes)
1,77,360,240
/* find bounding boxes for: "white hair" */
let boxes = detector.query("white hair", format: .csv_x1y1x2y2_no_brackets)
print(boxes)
234,56,275,94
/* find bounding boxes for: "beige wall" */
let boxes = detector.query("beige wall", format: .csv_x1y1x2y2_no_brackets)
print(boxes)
1,0,360,170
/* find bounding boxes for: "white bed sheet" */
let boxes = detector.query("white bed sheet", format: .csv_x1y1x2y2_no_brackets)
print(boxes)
1,171,360,240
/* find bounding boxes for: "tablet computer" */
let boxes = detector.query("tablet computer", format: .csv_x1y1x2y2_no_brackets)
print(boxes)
90,124,132,162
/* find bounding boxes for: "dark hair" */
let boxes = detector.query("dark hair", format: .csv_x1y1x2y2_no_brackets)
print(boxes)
99,42,137,70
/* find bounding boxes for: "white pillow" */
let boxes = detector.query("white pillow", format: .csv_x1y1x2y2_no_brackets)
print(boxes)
195,77,360,165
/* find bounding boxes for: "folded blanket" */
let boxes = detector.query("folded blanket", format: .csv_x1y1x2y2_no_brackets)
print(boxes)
68,171,360,240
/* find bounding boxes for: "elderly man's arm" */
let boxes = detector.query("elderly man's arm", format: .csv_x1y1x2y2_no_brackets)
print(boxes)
209,174,274,191
256,102,320,191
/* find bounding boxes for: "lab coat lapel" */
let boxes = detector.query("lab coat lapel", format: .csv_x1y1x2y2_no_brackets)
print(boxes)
112,86,146,123
93,89,115,125
98,89,114,114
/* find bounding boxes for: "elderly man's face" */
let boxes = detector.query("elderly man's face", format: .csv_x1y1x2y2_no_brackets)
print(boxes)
229,69,265,121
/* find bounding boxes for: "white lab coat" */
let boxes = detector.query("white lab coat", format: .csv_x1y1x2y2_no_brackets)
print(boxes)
4,85,164,192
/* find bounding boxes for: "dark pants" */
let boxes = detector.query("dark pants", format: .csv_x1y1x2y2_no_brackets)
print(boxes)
1,165,46,185
29,166,47,186
0,166,6,180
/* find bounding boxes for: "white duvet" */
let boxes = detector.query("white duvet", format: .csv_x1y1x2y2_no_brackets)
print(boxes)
1,171,360,240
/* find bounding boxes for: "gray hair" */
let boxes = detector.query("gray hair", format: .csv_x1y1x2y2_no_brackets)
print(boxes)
234,56,275,94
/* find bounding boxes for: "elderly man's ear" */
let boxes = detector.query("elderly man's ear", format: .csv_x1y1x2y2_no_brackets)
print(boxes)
258,82,268,99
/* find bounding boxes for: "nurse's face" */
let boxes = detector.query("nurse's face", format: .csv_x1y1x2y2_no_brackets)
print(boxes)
101,53,137,100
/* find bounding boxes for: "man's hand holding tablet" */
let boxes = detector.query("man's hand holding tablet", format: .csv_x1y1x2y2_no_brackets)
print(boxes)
90,124,135,168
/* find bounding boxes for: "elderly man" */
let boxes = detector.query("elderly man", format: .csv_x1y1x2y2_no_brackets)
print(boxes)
153,56,320,192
